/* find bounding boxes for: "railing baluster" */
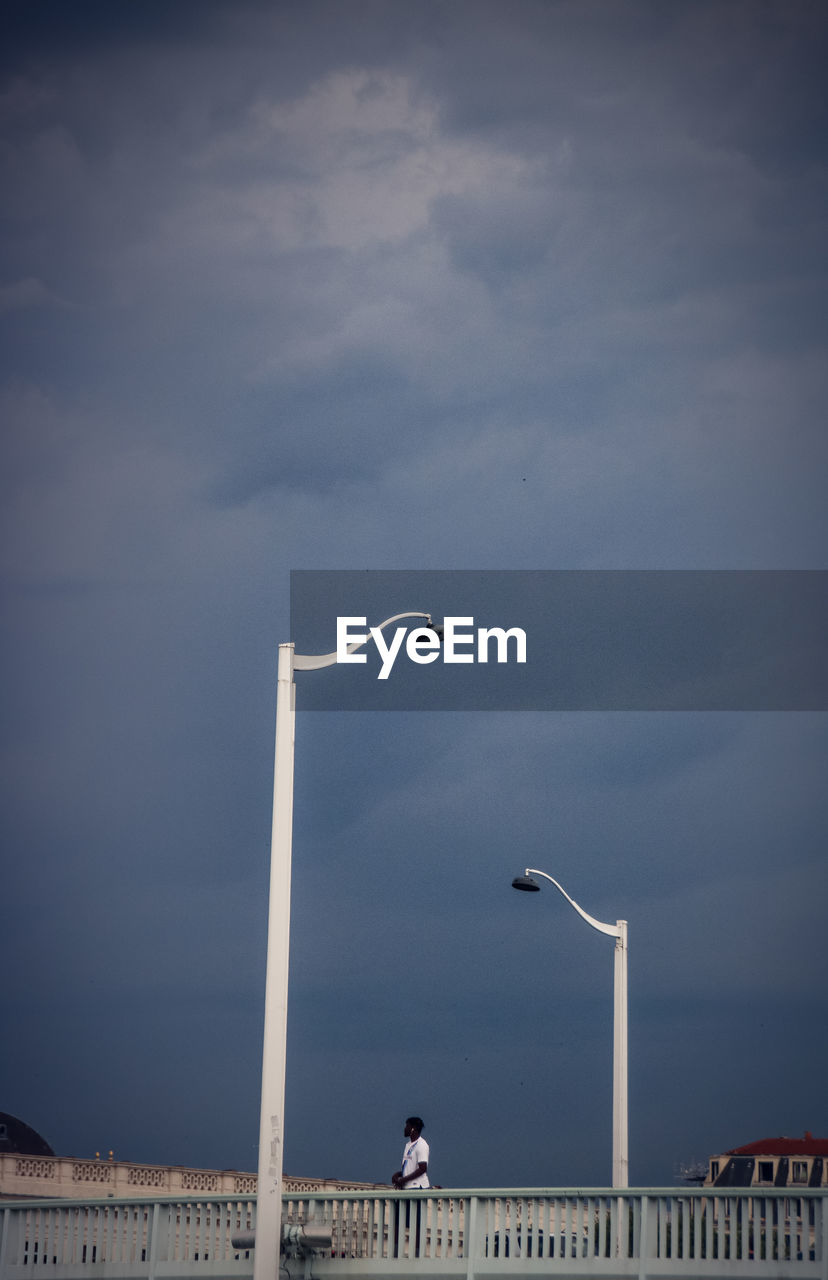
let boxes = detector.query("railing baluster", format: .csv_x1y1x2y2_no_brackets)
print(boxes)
692,1191,701,1260
384,1193,390,1258
51,1204,61,1264
465,1195,478,1275
42,1205,50,1264
61,1204,70,1263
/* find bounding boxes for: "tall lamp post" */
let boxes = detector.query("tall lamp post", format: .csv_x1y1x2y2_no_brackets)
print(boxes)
511,868,629,1189
254,612,432,1280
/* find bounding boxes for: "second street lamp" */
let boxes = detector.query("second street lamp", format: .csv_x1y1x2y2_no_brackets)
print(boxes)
511,868,629,1189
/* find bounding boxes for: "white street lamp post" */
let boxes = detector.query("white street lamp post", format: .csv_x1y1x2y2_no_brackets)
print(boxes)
512,868,629,1189
254,613,431,1280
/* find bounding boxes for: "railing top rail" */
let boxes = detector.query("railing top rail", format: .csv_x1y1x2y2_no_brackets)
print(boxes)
0,1193,258,1209
290,1185,828,1200
3,1184,827,1210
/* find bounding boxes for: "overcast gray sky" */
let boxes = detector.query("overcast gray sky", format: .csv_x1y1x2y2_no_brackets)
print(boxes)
1,0,826,1190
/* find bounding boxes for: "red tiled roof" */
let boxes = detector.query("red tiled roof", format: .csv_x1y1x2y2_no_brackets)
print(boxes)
727,1135,828,1157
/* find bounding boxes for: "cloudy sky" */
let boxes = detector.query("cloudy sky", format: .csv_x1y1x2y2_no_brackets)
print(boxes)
1,0,826,1190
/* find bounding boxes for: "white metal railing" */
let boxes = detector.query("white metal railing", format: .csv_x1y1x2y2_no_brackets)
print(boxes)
2,1188,827,1279
0,1197,256,1277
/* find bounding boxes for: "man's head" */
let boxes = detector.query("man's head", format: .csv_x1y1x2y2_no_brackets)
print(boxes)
405,1117,424,1139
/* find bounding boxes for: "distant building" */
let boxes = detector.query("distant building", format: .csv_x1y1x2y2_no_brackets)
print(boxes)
0,1151,386,1201
706,1133,828,1189
0,1110,385,1202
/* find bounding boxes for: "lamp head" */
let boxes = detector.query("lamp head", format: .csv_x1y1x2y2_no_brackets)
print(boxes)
512,874,541,892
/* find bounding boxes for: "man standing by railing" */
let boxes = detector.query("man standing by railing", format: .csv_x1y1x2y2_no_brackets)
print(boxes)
392,1116,429,1257
392,1117,430,1191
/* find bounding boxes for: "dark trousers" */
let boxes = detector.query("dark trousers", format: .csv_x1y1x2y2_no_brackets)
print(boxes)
393,1197,423,1257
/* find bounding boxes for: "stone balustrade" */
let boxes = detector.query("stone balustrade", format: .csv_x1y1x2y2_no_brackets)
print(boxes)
0,1153,380,1203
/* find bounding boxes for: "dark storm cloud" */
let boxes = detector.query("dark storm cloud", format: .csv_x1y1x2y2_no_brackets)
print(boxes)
3,0,825,545
1,0,220,58
1,0,826,1188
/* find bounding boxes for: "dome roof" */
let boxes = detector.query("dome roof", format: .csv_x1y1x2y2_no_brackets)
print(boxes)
0,1112,55,1157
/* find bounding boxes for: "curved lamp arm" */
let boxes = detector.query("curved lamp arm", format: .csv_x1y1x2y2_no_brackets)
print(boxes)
521,867,624,938
292,612,433,672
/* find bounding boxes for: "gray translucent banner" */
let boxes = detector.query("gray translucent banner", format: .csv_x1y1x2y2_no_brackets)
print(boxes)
289,571,827,711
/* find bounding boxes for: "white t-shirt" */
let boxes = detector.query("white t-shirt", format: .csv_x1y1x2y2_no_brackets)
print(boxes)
402,1135,430,1188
